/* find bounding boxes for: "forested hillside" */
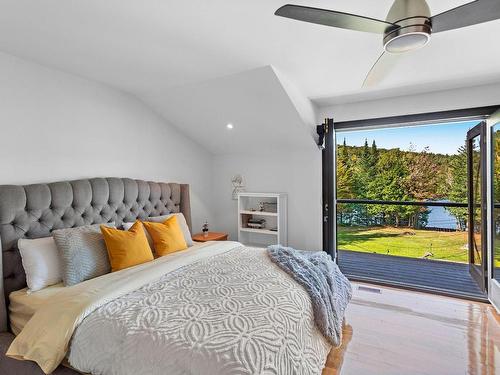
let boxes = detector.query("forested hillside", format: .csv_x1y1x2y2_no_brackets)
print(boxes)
337,139,468,229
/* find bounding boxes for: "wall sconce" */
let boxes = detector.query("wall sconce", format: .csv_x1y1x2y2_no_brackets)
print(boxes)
231,175,245,200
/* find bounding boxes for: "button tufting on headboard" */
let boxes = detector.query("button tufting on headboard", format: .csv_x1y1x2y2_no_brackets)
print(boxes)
0,177,191,332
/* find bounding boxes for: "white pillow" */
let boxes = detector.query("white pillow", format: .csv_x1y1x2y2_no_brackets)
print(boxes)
123,213,193,248
18,237,62,293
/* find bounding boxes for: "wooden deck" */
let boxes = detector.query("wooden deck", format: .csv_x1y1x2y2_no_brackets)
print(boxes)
338,250,487,300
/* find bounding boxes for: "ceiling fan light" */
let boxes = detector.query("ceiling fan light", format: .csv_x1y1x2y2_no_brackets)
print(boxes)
384,32,430,53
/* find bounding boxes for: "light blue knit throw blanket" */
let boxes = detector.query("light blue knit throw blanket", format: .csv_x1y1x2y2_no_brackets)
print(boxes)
267,245,352,347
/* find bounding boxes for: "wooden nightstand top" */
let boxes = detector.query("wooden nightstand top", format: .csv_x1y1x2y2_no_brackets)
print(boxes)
192,232,228,242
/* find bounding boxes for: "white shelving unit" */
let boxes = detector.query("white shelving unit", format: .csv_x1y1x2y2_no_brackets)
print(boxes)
237,192,287,247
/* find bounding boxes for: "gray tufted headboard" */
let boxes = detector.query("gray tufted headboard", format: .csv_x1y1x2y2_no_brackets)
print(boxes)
0,177,191,332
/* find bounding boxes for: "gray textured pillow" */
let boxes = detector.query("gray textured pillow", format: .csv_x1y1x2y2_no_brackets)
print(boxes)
52,223,115,286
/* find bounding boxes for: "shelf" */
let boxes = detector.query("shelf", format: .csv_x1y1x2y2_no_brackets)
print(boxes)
238,192,287,247
239,227,278,235
240,210,278,217
238,193,285,198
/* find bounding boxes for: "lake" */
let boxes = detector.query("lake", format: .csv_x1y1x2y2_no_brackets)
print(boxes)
426,205,459,229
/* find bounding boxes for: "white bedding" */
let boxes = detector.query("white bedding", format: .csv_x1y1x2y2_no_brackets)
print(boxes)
8,241,330,374
9,283,65,335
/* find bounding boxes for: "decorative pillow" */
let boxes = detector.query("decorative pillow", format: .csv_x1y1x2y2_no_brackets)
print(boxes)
142,216,188,257
100,221,154,272
18,237,62,292
123,213,193,247
52,223,114,286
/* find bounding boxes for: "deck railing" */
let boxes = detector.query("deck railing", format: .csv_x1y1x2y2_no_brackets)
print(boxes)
337,199,467,208
336,199,469,263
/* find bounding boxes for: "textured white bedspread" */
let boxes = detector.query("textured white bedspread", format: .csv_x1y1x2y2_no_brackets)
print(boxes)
68,245,331,375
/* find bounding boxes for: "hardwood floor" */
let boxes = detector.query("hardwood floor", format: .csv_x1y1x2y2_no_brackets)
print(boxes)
322,282,500,375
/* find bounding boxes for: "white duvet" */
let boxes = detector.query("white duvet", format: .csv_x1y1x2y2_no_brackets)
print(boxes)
9,241,330,374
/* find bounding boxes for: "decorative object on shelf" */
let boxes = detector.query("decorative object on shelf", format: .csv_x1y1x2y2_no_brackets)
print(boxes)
258,202,264,211
247,218,266,229
231,175,245,200
263,202,277,213
202,221,209,238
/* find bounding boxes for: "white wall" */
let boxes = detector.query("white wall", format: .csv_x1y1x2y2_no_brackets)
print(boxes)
318,82,500,122
212,150,322,251
0,52,213,231
209,78,500,253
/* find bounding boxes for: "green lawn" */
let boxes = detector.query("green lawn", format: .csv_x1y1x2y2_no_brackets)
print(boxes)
337,226,469,263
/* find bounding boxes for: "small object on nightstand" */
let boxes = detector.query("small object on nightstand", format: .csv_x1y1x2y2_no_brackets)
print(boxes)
202,221,209,238
192,232,229,242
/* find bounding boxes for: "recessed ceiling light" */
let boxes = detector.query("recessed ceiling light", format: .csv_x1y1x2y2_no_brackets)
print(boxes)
226,123,234,129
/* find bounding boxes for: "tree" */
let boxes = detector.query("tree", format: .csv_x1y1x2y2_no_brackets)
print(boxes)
405,147,441,199
336,139,356,224
404,147,439,227
446,141,468,230
370,140,379,177
355,139,378,198
336,138,462,229
368,149,411,226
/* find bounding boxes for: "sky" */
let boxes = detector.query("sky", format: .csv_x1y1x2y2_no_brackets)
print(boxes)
337,120,482,155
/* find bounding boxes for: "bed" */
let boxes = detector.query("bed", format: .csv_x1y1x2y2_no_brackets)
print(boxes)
0,177,344,375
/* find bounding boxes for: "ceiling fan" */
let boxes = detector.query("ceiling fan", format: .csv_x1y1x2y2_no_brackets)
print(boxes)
275,0,500,87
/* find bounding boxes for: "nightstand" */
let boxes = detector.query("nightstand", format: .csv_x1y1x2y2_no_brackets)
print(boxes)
192,232,228,242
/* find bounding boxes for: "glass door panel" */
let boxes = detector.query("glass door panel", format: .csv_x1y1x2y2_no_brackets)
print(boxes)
492,123,500,283
471,136,482,266
467,122,487,292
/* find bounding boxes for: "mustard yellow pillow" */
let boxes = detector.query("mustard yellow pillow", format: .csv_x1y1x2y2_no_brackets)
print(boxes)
100,221,154,272
142,215,188,256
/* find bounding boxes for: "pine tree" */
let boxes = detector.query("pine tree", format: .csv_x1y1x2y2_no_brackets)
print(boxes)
370,141,379,171
368,149,410,226
446,141,468,230
355,139,372,198
336,139,356,224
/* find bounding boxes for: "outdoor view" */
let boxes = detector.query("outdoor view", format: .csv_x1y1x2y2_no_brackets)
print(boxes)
336,121,481,264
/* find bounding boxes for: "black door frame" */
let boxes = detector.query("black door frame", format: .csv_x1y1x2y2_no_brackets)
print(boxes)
318,118,335,259
467,121,488,292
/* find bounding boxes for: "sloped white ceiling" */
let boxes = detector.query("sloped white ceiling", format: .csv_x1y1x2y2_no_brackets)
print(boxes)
144,66,316,154
0,0,488,99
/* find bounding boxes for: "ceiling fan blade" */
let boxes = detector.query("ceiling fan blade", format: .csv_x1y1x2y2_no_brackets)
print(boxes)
431,0,500,33
362,52,401,88
275,4,398,34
